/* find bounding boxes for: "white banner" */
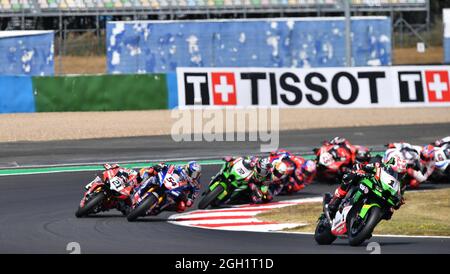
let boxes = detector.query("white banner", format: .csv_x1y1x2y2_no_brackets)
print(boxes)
444,9,450,38
176,66,450,109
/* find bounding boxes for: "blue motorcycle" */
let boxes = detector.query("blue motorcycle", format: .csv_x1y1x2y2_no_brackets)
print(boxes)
127,165,191,222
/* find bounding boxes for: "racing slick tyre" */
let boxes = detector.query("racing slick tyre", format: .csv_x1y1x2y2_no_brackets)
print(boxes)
314,216,337,245
198,185,224,209
348,206,382,246
75,192,106,218
127,194,158,222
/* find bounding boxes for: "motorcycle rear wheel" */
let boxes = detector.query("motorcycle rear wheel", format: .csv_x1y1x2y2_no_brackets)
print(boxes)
75,192,106,218
198,185,224,209
127,194,158,222
314,216,337,245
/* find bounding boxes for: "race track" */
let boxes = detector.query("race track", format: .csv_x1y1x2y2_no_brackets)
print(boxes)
1,123,450,254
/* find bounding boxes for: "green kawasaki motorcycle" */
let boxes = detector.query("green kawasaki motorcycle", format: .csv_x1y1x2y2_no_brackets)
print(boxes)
198,157,256,209
315,165,403,246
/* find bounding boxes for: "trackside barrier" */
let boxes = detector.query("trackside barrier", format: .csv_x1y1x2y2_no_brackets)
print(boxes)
0,74,170,114
0,76,35,113
32,74,169,112
2,65,450,114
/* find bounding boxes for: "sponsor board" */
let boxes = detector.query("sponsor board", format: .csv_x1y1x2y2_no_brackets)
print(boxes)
445,9,450,39
444,9,450,63
175,66,450,108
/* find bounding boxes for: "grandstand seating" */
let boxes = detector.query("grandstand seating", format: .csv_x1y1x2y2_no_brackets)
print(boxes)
0,0,428,13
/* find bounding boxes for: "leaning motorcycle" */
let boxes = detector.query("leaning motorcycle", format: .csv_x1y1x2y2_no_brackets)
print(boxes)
127,165,190,222
75,170,134,218
314,166,402,246
314,143,353,183
198,158,255,209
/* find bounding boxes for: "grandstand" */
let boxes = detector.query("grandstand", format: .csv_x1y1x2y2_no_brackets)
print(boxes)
0,0,429,16
0,0,430,53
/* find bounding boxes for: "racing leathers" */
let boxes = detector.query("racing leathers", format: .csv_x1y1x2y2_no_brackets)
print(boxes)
328,137,357,164
247,175,273,204
269,150,315,195
406,156,435,187
101,164,139,214
327,161,405,219
217,156,272,204
385,143,434,187
137,163,200,212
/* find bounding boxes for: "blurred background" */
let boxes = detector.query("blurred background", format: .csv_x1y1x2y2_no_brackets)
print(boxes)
0,0,448,75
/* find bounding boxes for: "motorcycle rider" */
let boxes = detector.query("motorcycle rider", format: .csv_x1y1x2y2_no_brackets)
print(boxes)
326,156,407,218
100,163,139,214
405,144,436,188
248,157,274,204
269,150,316,194
385,142,435,188
102,163,139,186
355,146,372,164
219,156,273,204
433,136,450,147
137,161,202,213
327,137,357,163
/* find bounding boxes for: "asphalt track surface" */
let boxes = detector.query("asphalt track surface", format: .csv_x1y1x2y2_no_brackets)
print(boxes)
0,124,450,254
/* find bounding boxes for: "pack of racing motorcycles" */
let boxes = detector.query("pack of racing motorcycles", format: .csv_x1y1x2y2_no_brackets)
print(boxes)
75,136,450,246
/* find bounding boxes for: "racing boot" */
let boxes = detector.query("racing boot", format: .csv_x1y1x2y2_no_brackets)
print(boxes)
327,187,347,219
291,182,305,193
176,200,187,213
409,179,420,188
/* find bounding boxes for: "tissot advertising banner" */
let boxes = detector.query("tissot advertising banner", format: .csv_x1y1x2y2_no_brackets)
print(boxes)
175,66,450,109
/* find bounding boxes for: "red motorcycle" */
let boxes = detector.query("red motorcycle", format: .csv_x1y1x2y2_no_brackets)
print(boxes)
75,166,136,218
314,142,371,183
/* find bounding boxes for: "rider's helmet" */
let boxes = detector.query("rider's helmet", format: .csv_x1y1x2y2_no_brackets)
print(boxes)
104,163,119,170
301,160,317,178
241,157,256,169
255,157,272,181
272,159,288,180
420,145,436,162
356,147,371,163
330,137,346,145
184,161,202,181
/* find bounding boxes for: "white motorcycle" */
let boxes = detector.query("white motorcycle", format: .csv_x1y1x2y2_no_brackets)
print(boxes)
432,144,450,181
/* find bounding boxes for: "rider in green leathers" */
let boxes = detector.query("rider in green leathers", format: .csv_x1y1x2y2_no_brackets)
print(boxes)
327,157,407,219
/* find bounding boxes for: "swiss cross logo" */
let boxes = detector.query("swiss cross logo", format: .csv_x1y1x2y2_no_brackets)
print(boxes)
211,73,237,105
425,71,450,102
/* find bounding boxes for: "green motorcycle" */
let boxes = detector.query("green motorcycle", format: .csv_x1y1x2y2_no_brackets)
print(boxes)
315,165,403,246
198,157,255,209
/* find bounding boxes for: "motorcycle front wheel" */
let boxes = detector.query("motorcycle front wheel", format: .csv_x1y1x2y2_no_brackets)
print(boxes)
127,194,158,222
347,206,382,246
75,192,106,218
198,185,224,209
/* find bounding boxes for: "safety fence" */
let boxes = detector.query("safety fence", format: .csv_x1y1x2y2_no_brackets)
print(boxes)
107,17,392,74
1,65,450,113
0,31,54,76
